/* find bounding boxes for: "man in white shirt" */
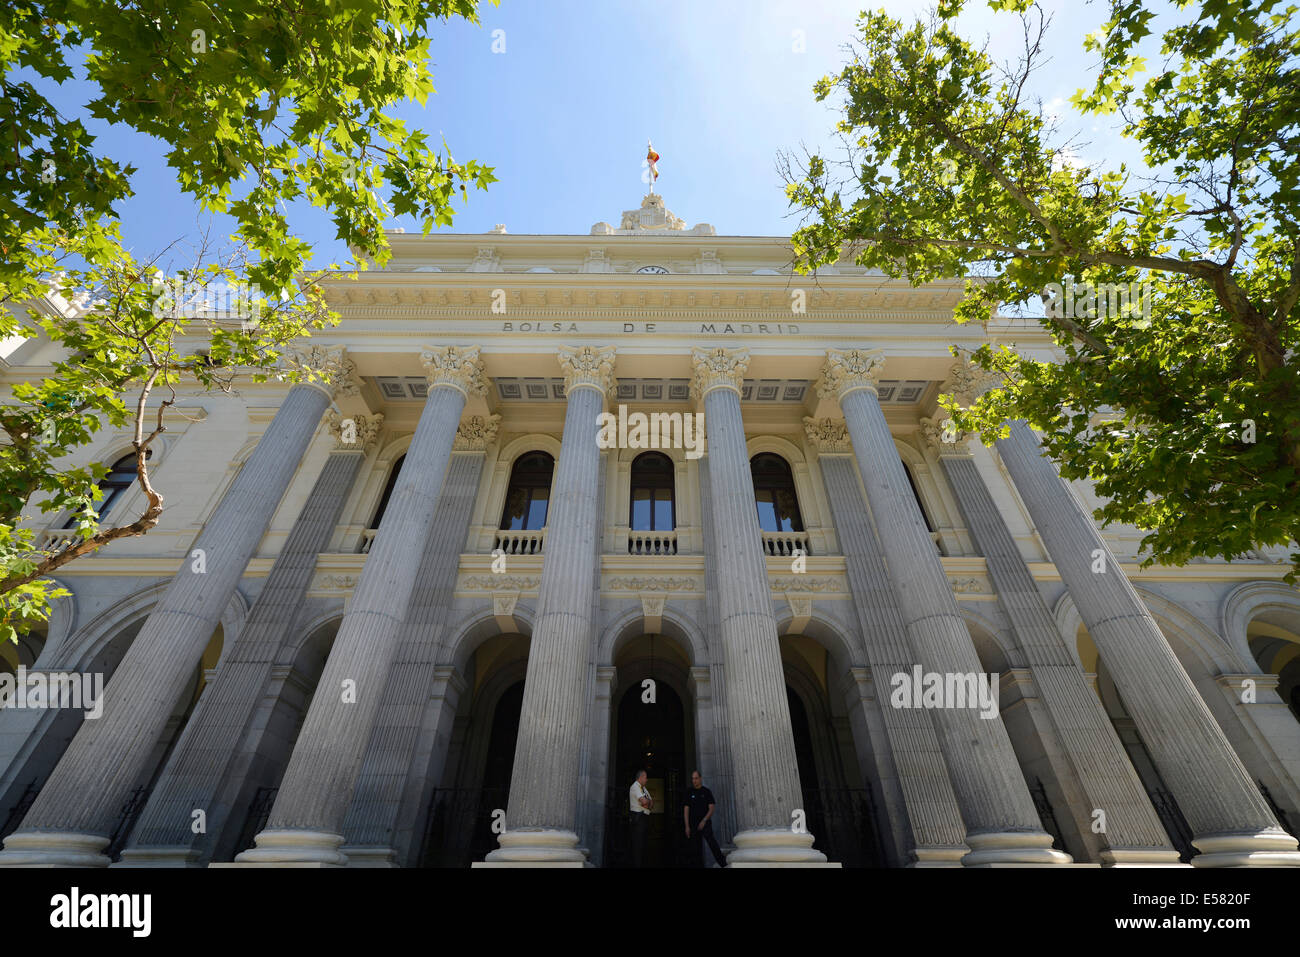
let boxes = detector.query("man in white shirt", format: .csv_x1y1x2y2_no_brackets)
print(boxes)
628,769,653,867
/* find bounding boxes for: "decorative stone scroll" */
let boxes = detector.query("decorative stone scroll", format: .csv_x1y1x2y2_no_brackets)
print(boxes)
454,414,502,452
816,348,886,400
280,344,359,398
556,345,617,399
420,345,488,398
802,417,853,454
689,347,749,400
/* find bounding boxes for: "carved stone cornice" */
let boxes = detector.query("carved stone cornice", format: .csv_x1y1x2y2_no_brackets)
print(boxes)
689,347,749,400
462,575,540,591
768,576,847,593
607,576,699,592
420,345,488,398
940,351,1006,406
918,415,972,456
556,345,617,399
327,411,385,453
454,414,502,451
280,344,358,398
816,348,886,400
802,417,853,454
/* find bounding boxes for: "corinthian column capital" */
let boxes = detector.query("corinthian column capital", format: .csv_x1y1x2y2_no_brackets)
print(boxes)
802,417,853,454
454,414,502,451
555,344,617,399
420,345,489,398
280,344,359,398
327,411,385,453
940,350,1006,407
918,415,973,456
817,348,886,400
690,347,749,400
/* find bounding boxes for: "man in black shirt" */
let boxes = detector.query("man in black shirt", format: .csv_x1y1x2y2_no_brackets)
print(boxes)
681,770,727,868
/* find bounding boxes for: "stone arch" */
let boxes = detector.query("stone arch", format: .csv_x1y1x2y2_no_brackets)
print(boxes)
421,618,531,867
43,579,245,673
442,602,536,676
0,579,240,850
773,614,883,865
1221,581,1300,671
599,604,708,667
1053,586,1300,832
960,612,1018,674
959,604,1027,668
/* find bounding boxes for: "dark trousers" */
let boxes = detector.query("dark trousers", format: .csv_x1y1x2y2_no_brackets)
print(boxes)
688,820,727,868
629,812,649,867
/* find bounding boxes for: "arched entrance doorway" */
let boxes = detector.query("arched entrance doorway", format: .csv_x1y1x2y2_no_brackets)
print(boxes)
420,633,528,867
0,617,221,859
781,634,884,867
604,633,693,868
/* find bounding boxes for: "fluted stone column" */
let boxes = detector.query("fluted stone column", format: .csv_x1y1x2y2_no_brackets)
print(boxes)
0,346,354,868
948,354,1300,866
696,455,737,848
922,419,1178,865
690,347,826,865
573,449,608,861
819,349,1068,866
231,345,487,867
804,419,968,866
119,412,384,866
341,415,498,867
482,345,614,865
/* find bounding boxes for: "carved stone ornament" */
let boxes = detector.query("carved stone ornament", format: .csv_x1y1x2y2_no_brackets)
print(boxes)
918,415,972,455
802,417,853,454
454,414,502,452
607,576,699,592
462,575,540,591
940,350,1006,407
420,345,488,398
280,344,359,398
326,411,385,453
816,349,886,400
768,576,847,593
556,345,617,399
690,347,750,400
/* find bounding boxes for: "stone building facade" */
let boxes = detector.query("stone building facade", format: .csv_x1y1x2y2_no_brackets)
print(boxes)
2,194,1299,867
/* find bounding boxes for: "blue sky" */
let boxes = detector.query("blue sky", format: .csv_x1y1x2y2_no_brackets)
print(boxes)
39,0,1172,268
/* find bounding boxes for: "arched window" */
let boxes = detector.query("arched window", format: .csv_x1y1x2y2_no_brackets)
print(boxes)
629,452,675,531
750,453,805,533
904,464,935,533
63,450,149,528
370,455,406,529
499,452,554,530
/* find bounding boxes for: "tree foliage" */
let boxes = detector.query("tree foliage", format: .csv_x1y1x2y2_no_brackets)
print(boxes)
0,0,497,641
784,0,1300,579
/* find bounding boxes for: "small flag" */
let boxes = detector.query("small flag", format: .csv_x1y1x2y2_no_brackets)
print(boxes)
647,141,660,181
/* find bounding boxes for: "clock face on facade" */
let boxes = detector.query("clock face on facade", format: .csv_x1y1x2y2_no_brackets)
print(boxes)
636,265,669,274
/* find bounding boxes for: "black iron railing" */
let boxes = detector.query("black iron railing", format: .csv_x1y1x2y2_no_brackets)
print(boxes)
0,779,39,841
1028,777,1067,851
1147,787,1195,862
1257,780,1298,839
799,787,886,867
232,786,280,857
419,787,510,868
105,786,149,860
